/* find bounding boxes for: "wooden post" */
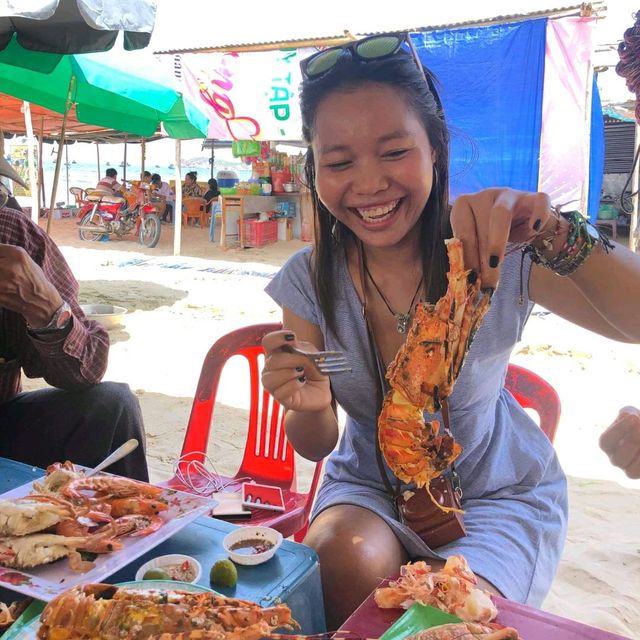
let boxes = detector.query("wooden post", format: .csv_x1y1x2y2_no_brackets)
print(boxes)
96,142,101,180
64,143,69,205
22,101,39,224
37,119,45,216
141,139,146,176
122,136,128,184
173,139,182,256
46,78,74,235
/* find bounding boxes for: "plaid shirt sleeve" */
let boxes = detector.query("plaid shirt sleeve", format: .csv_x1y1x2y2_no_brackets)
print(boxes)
1,207,109,397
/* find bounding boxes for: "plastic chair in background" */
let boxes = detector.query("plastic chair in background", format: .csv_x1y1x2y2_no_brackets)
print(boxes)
69,187,87,207
182,197,207,227
505,363,561,443
164,322,324,542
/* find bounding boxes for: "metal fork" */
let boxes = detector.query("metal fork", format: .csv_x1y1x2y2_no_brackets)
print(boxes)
283,344,352,375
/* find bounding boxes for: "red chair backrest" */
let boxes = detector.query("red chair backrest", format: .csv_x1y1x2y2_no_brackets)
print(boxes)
505,363,560,443
180,323,294,487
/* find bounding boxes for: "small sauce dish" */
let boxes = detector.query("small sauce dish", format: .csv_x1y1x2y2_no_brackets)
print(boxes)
222,526,283,566
135,554,202,583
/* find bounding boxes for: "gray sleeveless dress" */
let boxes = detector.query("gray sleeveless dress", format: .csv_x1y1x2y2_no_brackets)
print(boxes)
266,246,567,607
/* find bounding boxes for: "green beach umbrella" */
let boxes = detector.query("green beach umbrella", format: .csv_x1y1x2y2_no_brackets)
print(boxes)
0,36,208,139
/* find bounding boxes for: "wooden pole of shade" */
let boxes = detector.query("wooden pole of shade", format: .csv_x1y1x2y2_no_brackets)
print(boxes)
173,139,182,256
22,101,39,224
46,77,74,235
96,142,101,181
37,118,45,216
122,136,128,184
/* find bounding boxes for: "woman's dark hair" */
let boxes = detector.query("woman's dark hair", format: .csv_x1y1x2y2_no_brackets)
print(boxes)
151,173,161,185
207,177,219,194
186,171,197,181
106,168,118,178
299,48,451,337
142,170,152,179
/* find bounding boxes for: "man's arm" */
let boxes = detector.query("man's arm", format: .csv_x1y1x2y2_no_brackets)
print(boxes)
0,213,109,389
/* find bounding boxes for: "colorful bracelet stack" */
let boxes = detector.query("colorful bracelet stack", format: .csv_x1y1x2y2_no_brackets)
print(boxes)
524,210,614,276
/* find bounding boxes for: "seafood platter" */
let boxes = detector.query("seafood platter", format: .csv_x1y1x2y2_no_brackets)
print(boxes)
0,462,216,601
1,581,298,640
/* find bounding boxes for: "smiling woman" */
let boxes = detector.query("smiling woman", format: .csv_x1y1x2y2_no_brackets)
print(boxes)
257,32,640,629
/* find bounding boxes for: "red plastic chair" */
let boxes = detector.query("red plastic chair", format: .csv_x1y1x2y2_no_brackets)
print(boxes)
164,323,324,541
505,363,561,443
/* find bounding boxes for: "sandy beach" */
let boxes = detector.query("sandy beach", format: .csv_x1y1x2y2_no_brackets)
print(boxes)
23,216,640,639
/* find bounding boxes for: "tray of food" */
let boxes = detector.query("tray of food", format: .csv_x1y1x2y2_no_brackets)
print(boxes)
0,463,216,601
1,581,296,640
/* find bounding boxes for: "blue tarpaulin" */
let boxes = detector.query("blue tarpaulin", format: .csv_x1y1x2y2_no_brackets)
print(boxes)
411,20,547,199
588,75,604,222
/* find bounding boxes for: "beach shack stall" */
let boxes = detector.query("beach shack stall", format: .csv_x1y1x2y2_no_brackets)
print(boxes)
0,43,209,252
153,3,610,254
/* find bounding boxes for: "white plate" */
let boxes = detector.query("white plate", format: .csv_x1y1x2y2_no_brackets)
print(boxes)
2,581,214,640
0,476,217,601
134,554,202,583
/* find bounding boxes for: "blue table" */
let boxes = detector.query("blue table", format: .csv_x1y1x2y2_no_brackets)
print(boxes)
0,458,326,634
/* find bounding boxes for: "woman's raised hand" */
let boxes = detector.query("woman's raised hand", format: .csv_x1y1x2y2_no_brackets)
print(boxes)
450,188,554,289
261,330,333,413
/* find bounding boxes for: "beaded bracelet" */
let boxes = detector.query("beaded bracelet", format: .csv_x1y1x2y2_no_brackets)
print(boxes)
523,210,614,277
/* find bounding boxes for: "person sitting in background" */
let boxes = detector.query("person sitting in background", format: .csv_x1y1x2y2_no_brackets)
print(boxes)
0,163,149,481
600,406,640,479
151,173,175,223
204,178,220,213
135,171,153,205
94,168,123,197
182,171,202,198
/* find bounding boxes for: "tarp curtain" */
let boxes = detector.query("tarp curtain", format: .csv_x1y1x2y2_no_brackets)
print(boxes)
589,75,604,221
412,19,546,199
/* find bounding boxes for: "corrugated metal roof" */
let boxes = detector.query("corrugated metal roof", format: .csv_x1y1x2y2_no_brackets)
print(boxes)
152,2,601,55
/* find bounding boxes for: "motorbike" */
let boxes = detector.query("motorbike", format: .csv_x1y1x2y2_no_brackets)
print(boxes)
77,182,161,248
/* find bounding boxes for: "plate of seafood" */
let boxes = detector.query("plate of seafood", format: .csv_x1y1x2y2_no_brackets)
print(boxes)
0,462,217,601
2,581,297,640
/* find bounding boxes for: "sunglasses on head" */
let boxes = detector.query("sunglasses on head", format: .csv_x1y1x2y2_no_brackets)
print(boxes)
300,32,428,84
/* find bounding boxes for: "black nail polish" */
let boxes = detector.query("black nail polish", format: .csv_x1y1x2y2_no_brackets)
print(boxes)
295,366,304,373
298,375,306,383
489,255,500,269
533,218,542,231
284,333,295,341
467,270,477,284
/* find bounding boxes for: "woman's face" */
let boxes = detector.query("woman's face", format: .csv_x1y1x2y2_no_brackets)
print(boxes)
186,174,195,185
312,82,435,250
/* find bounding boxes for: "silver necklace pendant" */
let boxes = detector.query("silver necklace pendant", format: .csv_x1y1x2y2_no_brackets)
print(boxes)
396,313,410,334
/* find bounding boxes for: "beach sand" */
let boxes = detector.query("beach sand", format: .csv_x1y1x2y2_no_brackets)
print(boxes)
22,216,640,639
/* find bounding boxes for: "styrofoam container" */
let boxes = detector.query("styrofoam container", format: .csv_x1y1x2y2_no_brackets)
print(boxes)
222,526,283,566
135,554,202,583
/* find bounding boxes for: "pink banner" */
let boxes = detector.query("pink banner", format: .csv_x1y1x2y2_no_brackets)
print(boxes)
179,49,310,141
539,17,596,209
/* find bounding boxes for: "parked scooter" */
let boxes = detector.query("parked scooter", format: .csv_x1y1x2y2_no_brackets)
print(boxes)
77,182,161,248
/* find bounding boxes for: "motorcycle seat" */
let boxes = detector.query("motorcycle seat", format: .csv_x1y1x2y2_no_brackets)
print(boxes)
86,191,125,204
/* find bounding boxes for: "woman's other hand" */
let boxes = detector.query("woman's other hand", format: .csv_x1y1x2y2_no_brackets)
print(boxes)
600,406,640,479
262,330,332,413
450,188,554,289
